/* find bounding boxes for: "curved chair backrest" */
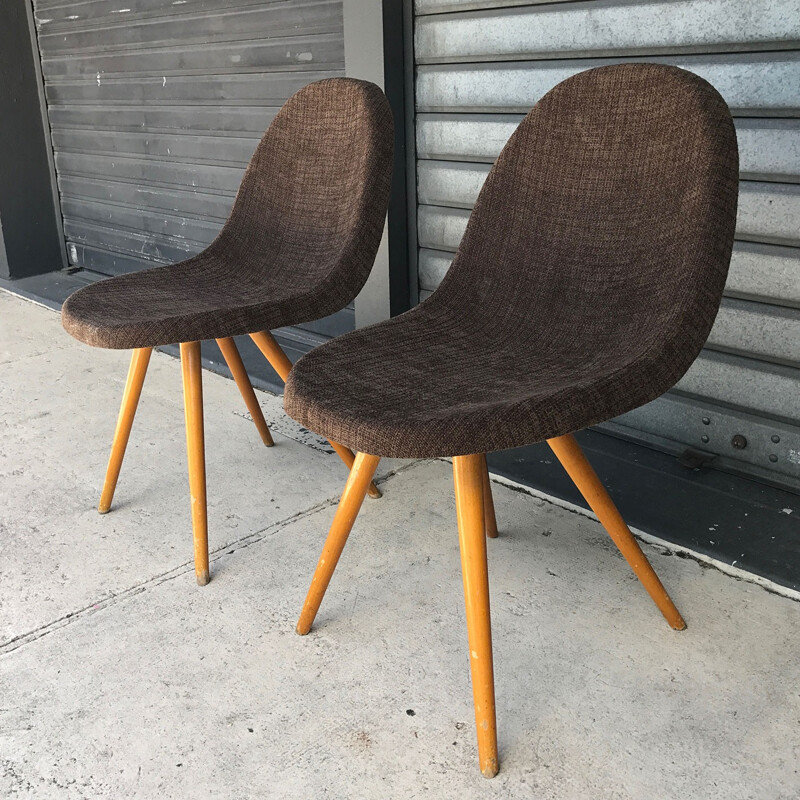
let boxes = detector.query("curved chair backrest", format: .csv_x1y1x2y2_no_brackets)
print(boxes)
432,63,738,390
211,78,394,317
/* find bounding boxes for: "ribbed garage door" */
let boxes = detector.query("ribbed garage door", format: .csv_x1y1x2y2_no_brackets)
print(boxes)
413,0,800,490
31,0,353,339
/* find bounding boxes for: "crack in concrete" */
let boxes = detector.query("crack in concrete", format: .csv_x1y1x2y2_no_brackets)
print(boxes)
0,344,76,368
0,501,333,657
0,458,425,658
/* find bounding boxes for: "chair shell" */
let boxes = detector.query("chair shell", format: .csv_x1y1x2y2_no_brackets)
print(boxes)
285,64,739,459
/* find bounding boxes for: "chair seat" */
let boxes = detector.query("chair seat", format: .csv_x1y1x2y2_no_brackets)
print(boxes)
284,299,689,460
62,246,339,349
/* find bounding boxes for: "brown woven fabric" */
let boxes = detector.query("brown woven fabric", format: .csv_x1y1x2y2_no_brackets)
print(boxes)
62,79,394,349
285,64,739,459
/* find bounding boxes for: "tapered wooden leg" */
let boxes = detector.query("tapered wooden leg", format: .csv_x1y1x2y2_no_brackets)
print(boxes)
479,454,498,539
216,337,274,447
328,440,382,499
98,347,152,514
180,341,210,586
547,434,686,630
296,452,380,635
453,454,499,778
249,330,293,381
250,330,382,498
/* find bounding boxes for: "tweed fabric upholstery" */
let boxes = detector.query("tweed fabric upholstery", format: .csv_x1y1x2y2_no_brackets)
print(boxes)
284,64,739,459
61,79,394,349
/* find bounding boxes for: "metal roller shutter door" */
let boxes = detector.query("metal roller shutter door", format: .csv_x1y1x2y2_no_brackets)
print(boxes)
412,0,800,491
31,0,353,340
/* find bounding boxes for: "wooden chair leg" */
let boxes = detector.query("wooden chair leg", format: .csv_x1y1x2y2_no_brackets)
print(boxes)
453,454,499,778
250,330,382,499
547,434,686,630
249,330,293,381
296,452,380,635
479,453,498,539
98,347,152,513
328,440,382,499
180,341,210,586
216,337,274,447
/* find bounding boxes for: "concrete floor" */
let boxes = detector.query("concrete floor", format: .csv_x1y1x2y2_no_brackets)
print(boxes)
1,290,799,799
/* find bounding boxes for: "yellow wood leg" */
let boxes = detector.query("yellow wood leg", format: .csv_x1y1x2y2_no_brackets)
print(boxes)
216,337,274,447
453,454,499,778
296,452,380,635
327,440,382,499
249,330,293,381
250,330,382,498
547,434,686,630
98,347,152,514
479,454,498,539
180,341,210,586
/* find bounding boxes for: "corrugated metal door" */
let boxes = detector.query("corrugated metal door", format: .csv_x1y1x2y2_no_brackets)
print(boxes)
413,0,800,490
31,0,353,339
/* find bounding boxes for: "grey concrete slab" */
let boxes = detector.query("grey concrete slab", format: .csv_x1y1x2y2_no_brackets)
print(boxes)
2,291,799,798
0,292,75,364
2,459,800,799
0,291,397,645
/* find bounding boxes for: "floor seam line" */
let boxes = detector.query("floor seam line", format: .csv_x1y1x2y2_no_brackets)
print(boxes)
0,452,421,656
0,498,338,658
0,344,76,368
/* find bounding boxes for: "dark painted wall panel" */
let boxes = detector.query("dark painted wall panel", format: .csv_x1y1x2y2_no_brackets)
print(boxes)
0,0,64,278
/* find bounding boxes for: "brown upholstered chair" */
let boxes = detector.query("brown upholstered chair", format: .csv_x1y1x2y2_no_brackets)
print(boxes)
283,64,739,777
62,78,394,585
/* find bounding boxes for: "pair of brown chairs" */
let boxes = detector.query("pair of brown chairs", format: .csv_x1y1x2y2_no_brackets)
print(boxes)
63,65,739,778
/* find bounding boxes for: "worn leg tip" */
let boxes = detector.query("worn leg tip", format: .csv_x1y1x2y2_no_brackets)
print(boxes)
295,622,311,636
97,504,111,514
196,570,210,586
367,484,382,500
671,618,687,631
481,759,499,779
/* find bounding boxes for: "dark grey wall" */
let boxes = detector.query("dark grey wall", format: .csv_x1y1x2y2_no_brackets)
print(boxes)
0,0,64,279
30,0,344,278
31,0,352,339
